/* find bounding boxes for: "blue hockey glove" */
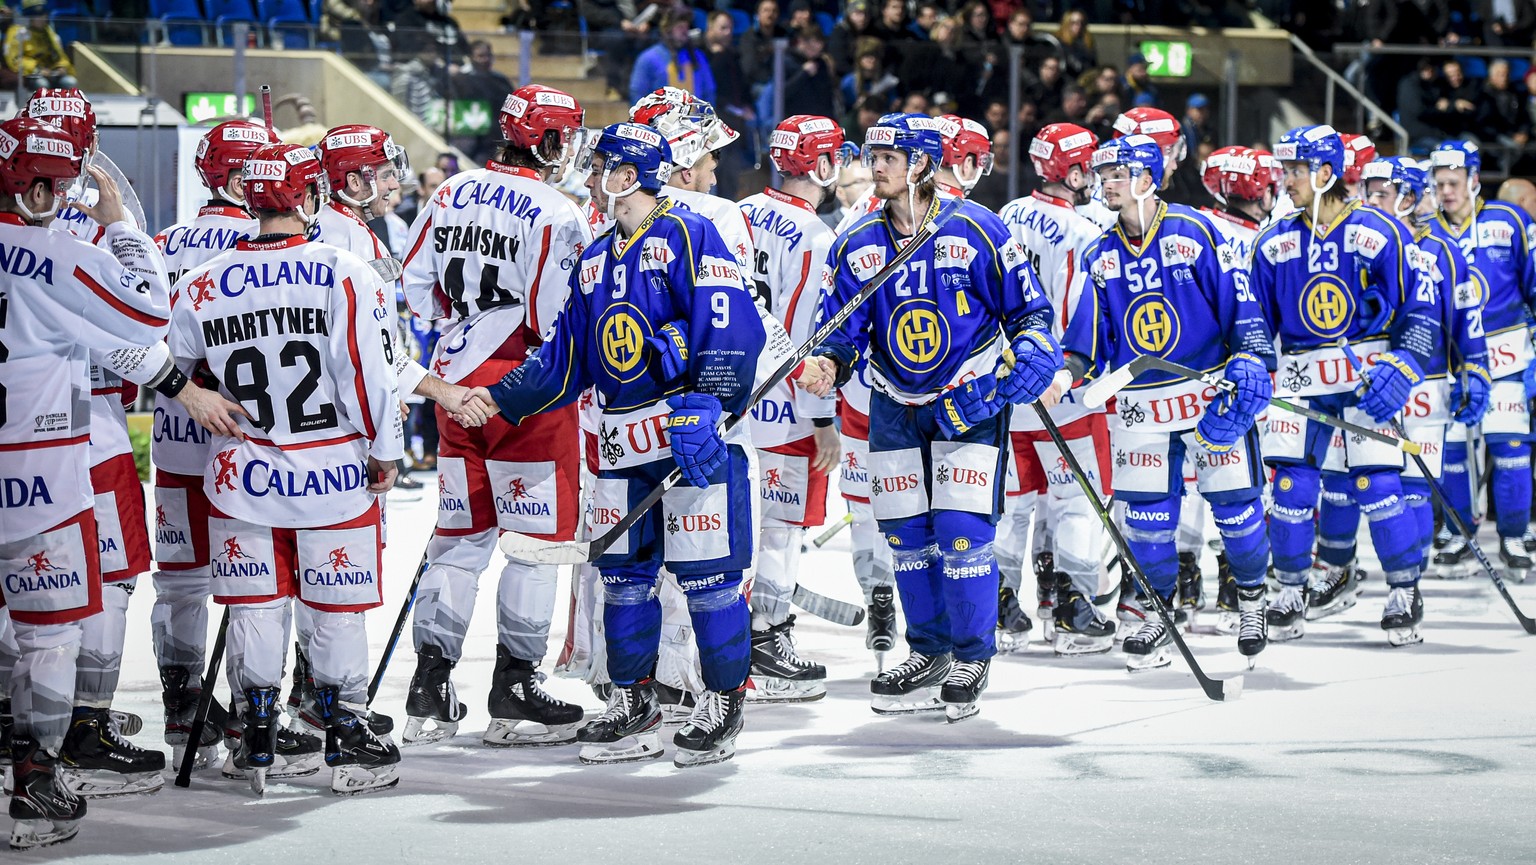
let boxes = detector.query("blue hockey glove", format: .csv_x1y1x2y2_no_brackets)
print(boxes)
1357,351,1423,424
936,373,1001,438
1223,352,1273,419
645,321,689,380
1454,363,1492,425
1194,391,1249,453
1357,286,1392,336
994,329,1064,406
1522,360,1536,400
666,393,727,487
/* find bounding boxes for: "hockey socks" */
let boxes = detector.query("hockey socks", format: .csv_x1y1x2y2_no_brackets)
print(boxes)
602,580,663,687
1317,471,1360,568
1439,441,1477,537
685,582,750,693
1489,438,1532,540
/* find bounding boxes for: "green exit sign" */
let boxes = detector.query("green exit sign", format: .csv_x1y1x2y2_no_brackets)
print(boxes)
1141,40,1193,78
183,92,256,124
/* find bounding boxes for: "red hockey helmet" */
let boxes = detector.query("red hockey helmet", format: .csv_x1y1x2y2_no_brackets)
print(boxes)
1341,133,1377,186
499,84,584,161
1255,149,1284,197
195,120,278,193
1201,145,1245,199
23,88,96,157
315,124,408,204
938,115,994,180
1112,107,1181,150
1029,122,1097,183
0,116,82,199
1215,146,1278,202
243,143,327,214
768,114,850,178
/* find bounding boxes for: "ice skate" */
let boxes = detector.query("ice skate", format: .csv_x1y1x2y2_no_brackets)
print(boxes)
1122,619,1173,671
653,682,697,726
1236,585,1267,667
230,687,279,796
1177,551,1205,626
870,651,951,714
865,585,897,670
577,681,664,764
8,738,84,851
996,586,1033,653
1432,523,1451,551
315,687,400,796
1381,585,1424,647
1499,537,1531,583
1115,574,1149,641
1266,583,1308,641
1,699,11,796
108,711,141,737
672,687,745,767
402,644,467,746
285,644,316,724
222,725,323,781
59,707,165,798
1034,554,1066,643
1431,534,1475,579
1214,553,1240,634
1306,562,1358,620
940,659,989,723
748,616,827,703
484,646,584,746
1052,591,1115,656
161,665,226,770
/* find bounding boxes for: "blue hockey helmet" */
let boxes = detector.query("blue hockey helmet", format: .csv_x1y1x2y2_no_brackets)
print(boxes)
1361,156,1427,198
861,112,945,174
1429,140,1481,175
1090,133,1165,188
584,122,674,192
1274,124,1344,178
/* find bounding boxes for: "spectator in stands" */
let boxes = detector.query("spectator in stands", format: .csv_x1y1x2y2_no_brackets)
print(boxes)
1084,91,1119,140
1181,92,1212,160
741,0,787,89
1428,59,1482,140
829,0,874,73
630,10,716,104
1398,58,1445,153
1123,52,1157,106
909,1,941,39
585,0,644,100
775,25,838,118
900,15,982,115
451,41,514,161
1478,0,1536,46
841,37,900,110
1479,60,1529,153
6,0,75,90
1047,83,1087,124
1350,0,1449,115
983,100,1007,131
787,0,814,31
871,0,913,46
1056,9,1095,78
390,0,469,69
706,11,751,122
1027,53,1065,117
849,93,885,139
1085,64,1124,106
957,1,996,67
391,41,441,118
1002,8,1061,73
899,91,930,114
436,152,461,175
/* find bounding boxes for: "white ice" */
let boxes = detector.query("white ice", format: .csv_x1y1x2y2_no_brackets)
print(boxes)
40,483,1536,864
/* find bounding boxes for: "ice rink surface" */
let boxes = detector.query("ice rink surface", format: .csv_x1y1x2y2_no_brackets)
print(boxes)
43,483,1536,864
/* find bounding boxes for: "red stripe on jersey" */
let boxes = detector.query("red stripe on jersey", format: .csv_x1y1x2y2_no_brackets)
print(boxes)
75,266,169,328
0,434,89,451
1060,248,1075,330
402,212,433,270
526,223,553,334
783,249,813,330
341,277,378,441
243,431,364,451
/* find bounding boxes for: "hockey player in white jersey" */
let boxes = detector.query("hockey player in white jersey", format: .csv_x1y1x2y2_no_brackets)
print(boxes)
22,88,128,244
997,122,1116,655
398,85,593,747
934,115,994,198
0,116,170,849
167,142,405,796
738,115,850,701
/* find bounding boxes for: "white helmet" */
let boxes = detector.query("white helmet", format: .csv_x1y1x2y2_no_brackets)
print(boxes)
629,86,738,169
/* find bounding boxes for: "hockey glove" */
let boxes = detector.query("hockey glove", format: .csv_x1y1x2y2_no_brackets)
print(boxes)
1523,359,1536,400
994,330,1065,406
1454,363,1492,425
1357,351,1423,425
936,373,1001,438
1194,391,1250,453
645,321,690,381
1222,352,1273,419
666,393,727,488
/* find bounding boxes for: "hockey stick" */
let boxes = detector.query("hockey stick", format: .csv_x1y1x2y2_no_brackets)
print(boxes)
498,198,967,565
1031,402,1242,701
367,547,431,705
791,583,866,626
174,606,230,788
1082,354,1423,455
812,512,854,548
1337,343,1536,634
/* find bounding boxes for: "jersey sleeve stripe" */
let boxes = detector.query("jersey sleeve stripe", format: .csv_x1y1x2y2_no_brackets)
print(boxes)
0,434,90,451
76,265,169,328
527,223,553,335
243,431,364,451
402,213,433,269
340,277,378,441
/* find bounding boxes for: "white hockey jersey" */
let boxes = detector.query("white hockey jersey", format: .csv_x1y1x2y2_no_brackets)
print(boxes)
998,190,1105,429
739,187,837,448
53,186,141,244
166,236,405,528
1199,207,1262,268
401,162,592,385
0,217,171,543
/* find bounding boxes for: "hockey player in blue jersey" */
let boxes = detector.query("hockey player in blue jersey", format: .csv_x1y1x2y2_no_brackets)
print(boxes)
1427,140,1536,581
812,112,1060,722
1253,125,1442,646
470,123,820,767
1064,135,1275,671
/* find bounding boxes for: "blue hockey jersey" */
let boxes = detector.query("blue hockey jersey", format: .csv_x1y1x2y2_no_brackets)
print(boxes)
1252,201,1440,397
1414,224,1488,381
817,198,1053,404
1064,201,1274,432
1433,199,1536,382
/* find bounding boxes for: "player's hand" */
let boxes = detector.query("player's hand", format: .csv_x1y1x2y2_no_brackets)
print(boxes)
73,165,126,227
443,384,492,427
1037,369,1073,410
367,456,398,494
812,423,841,474
175,383,251,440
399,400,410,422
795,356,836,398
461,387,499,425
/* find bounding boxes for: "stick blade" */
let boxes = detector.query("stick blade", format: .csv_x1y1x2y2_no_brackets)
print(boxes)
496,531,594,565
791,585,866,626
1082,361,1143,408
1216,674,1243,701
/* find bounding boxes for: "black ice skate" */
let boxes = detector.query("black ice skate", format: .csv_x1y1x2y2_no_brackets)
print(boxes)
59,707,165,798
402,644,467,746
1431,534,1475,579
1306,562,1359,621
996,585,1034,654
1122,618,1173,671
577,681,663,764
1381,585,1424,647
1177,551,1205,624
1115,572,1148,640
1432,523,1452,551
940,659,989,723
1266,583,1308,641
316,686,400,796
1500,537,1532,583
869,651,952,714
160,665,225,771
1053,591,1116,656
865,585,897,669
285,643,318,726
1236,585,1267,667
484,646,584,746
749,616,827,703
222,724,323,783
232,686,279,796
1033,553,1066,643
673,687,746,768
653,681,697,726
8,738,84,851
1214,552,1240,634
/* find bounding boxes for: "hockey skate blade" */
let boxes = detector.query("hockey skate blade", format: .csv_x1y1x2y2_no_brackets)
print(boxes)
482,720,580,748
173,742,220,773
496,531,592,565
659,704,695,727
1386,626,1424,647
1269,621,1305,642
1123,648,1173,672
9,819,80,851
1053,634,1115,656
746,677,827,704
1305,593,1357,621
1082,362,1139,408
250,766,267,797
577,731,664,765
944,702,979,723
330,763,400,796
60,768,164,799
996,629,1031,654
673,740,735,768
870,688,944,715
401,716,458,746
